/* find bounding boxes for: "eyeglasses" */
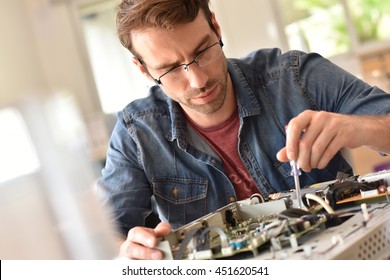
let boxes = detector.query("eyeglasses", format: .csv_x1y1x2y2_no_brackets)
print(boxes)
139,40,224,87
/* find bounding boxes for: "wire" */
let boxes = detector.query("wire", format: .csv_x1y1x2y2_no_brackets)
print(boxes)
199,226,229,248
173,225,230,260
305,193,335,214
174,227,204,260
266,219,287,238
250,193,265,204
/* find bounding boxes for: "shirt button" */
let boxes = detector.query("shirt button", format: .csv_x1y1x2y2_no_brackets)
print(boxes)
229,196,236,203
172,187,179,198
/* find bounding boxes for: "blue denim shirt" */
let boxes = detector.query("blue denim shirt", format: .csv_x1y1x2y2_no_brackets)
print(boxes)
98,48,390,235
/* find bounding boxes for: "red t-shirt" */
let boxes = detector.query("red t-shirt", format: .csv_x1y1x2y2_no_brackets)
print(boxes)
187,110,260,200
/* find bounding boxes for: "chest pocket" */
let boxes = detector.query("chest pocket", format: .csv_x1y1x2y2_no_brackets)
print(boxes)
152,177,208,229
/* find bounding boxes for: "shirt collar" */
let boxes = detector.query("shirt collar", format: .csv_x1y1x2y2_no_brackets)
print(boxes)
227,59,262,118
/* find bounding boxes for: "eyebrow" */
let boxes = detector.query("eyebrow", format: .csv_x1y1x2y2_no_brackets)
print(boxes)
148,34,212,71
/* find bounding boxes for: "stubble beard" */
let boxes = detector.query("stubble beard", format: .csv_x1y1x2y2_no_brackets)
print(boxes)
167,59,229,115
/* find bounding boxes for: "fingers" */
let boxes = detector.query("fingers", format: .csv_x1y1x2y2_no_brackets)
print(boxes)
154,222,172,237
120,222,172,260
316,136,339,169
128,226,158,247
285,111,312,160
295,111,334,171
280,110,347,172
120,238,164,260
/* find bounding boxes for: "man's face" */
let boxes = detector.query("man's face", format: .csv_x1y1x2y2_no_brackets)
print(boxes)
131,11,229,118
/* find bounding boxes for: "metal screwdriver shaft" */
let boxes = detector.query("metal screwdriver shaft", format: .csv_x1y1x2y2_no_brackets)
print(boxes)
290,160,303,209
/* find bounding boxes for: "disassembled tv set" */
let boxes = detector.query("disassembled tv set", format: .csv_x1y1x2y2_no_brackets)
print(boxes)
157,169,390,260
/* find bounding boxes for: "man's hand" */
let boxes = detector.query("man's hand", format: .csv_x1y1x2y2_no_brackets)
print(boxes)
119,221,172,260
276,110,390,172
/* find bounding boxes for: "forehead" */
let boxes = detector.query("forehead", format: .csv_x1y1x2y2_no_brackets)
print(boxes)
130,11,214,66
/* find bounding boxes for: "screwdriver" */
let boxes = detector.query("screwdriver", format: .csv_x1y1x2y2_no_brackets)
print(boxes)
290,160,303,209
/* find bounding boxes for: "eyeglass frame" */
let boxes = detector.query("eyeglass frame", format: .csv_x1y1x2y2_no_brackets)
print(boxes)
137,40,224,86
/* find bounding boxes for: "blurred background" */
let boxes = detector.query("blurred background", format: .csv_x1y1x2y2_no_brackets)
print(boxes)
1,0,389,259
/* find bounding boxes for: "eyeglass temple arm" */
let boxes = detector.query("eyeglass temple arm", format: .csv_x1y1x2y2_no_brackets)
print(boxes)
136,58,162,85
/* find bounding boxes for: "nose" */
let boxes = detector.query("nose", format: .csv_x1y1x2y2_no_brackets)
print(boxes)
185,64,208,89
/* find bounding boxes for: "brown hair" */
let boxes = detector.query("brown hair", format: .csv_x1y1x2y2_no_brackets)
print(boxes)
116,0,214,54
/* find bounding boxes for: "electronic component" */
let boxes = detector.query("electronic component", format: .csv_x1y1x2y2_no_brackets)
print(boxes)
158,170,390,260
326,177,389,208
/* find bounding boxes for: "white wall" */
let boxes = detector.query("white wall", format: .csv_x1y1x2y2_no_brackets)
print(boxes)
211,0,286,58
0,0,47,106
25,0,102,114
0,0,110,162
0,0,102,118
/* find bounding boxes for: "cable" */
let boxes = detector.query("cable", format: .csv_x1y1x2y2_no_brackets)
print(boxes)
305,193,335,214
250,193,265,204
173,225,230,260
174,227,204,260
266,219,287,238
199,226,229,248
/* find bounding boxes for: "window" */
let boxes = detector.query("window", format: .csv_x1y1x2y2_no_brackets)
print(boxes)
276,0,390,57
277,0,349,57
348,0,390,43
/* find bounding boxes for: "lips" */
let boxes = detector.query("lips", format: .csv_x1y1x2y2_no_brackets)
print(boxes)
197,90,213,99
192,85,218,103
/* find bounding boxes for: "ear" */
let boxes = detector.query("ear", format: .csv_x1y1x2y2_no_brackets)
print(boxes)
210,12,222,39
132,57,155,82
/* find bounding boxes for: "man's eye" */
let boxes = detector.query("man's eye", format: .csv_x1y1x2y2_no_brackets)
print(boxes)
168,65,183,73
160,66,181,77
158,66,177,76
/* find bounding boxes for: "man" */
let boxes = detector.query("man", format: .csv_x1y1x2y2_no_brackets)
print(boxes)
97,0,390,259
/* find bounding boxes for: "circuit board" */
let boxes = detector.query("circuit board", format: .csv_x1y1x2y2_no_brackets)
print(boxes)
157,170,390,260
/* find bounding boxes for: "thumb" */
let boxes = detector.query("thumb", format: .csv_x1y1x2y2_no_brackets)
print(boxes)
154,221,172,237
